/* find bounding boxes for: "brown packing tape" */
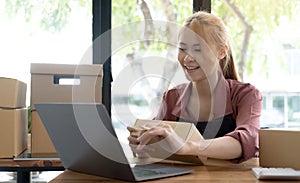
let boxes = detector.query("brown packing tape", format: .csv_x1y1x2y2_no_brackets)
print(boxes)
132,119,205,165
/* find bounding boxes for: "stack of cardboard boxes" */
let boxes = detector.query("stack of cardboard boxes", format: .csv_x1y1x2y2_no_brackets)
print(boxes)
0,77,28,158
30,63,103,153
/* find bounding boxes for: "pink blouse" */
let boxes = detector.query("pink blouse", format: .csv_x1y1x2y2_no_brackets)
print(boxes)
155,76,263,163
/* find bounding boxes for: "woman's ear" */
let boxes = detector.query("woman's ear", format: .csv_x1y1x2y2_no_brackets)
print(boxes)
218,45,229,60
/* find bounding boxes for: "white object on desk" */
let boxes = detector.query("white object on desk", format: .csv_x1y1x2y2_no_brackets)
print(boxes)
252,167,300,180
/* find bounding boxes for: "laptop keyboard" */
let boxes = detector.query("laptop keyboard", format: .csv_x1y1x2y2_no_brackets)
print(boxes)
132,165,168,177
133,167,165,177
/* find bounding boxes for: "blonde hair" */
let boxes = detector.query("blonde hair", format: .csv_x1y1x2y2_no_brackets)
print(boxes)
183,11,239,80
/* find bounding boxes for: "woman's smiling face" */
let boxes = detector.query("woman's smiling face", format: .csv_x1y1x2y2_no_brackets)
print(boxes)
177,26,218,82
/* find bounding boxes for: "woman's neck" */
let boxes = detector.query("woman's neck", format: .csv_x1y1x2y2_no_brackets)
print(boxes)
189,72,220,121
193,71,219,97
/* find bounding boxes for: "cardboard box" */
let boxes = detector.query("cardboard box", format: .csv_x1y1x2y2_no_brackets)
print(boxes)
0,77,27,108
31,111,56,153
0,108,28,158
30,63,103,110
132,119,204,165
30,63,103,153
259,128,300,169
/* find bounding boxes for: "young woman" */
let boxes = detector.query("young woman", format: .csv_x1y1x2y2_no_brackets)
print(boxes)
128,11,262,163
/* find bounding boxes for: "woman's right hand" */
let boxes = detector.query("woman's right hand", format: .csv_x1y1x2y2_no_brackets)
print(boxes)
127,126,153,158
127,126,140,145
127,123,188,156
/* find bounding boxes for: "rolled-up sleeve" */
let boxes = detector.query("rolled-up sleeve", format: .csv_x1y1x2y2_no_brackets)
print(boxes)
226,85,263,163
155,89,180,121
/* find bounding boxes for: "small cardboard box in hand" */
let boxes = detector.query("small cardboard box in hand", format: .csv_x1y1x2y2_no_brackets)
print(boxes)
132,119,205,165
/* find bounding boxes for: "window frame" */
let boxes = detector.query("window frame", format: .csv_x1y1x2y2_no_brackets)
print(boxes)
93,0,112,115
94,0,211,115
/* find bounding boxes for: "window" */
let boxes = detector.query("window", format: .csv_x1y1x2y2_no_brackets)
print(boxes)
111,0,193,129
212,0,300,128
0,0,93,105
284,48,300,78
3,1,299,135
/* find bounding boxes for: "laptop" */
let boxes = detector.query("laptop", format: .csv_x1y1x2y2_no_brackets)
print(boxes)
35,103,193,182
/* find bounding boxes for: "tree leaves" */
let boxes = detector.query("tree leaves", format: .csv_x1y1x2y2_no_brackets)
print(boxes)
213,0,300,78
5,0,86,32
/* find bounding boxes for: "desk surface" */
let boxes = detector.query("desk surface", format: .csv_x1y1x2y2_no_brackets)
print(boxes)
0,158,64,183
50,158,300,183
0,158,63,169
